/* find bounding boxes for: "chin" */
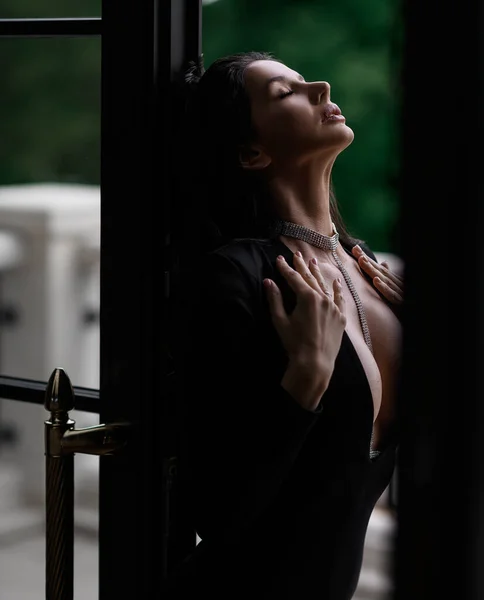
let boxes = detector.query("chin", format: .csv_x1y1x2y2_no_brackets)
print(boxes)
334,125,354,151
316,131,354,161
341,123,355,141
328,125,354,152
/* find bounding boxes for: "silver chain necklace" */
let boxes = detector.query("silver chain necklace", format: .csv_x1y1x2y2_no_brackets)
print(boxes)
273,220,373,354
273,219,379,460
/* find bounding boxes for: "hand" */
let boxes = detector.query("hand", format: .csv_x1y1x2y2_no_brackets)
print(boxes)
263,251,347,368
352,245,403,305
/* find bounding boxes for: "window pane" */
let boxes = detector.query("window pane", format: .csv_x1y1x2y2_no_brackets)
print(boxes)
0,35,100,594
0,37,100,388
0,399,99,599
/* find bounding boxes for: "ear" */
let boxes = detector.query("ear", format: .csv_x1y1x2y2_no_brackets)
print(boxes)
239,145,271,171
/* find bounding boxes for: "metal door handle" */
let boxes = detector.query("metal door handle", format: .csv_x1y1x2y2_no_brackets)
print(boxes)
44,367,132,600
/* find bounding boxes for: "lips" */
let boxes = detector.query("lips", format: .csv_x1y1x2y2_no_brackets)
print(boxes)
321,103,342,122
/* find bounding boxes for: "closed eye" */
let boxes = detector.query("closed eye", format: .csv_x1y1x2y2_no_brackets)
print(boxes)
279,90,294,99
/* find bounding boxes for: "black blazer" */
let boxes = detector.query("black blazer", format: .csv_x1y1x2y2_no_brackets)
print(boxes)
170,234,399,600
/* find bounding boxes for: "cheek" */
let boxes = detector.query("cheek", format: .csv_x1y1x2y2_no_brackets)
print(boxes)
254,110,307,148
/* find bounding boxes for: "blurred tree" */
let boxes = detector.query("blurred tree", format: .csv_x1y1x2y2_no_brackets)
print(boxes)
202,0,404,251
0,0,403,252
0,0,100,185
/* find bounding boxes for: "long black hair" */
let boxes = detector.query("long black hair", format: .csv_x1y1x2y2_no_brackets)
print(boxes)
172,50,355,263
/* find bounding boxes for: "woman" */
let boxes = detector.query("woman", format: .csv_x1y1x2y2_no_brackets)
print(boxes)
170,51,403,599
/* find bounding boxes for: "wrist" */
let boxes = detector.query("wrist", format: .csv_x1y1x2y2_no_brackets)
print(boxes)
282,356,331,412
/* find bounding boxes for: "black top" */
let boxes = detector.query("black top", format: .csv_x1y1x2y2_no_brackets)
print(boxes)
169,234,399,600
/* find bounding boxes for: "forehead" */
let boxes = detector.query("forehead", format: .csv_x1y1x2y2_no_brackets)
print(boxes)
244,60,303,94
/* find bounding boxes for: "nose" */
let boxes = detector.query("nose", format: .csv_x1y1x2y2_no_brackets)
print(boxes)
309,81,330,104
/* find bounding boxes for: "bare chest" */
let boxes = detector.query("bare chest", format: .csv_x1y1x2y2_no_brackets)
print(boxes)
318,255,402,434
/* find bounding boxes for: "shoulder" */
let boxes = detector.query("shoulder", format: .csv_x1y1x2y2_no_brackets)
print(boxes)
190,237,285,303
210,236,276,258
186,238,278,314
205,236,278,276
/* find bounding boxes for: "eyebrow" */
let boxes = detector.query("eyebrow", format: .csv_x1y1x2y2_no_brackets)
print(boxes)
266,74,305,88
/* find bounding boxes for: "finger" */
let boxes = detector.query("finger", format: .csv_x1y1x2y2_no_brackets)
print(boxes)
372,267,404,296
374,276,403,304
293,252,324,295
378,262,403,284
352,245,404,293
308,257,332,296
332,277,346,315
358,254,403,289
380,260,404,283
275,255,316,297
354,252,405,306
369,254,403,283
263,278,289,327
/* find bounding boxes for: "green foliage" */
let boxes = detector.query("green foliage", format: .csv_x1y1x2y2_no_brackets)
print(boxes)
0,0,101,185
0,35,100,185
202,0,404,252
0,0,403,252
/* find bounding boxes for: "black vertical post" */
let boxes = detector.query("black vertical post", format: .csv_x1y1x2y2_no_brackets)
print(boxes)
156,0,203,577
99,1,202,598
99,2,159,597
395,0,484,598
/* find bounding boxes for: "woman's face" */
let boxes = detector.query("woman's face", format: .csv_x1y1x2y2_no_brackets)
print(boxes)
243,60,354,166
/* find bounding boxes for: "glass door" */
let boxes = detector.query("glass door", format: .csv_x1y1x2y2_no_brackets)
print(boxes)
0,1,201,598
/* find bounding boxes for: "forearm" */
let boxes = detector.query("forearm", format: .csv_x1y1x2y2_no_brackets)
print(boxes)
181,251,327,538
281,355,333,412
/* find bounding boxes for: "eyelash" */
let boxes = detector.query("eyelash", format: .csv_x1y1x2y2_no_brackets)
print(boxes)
279,90,294,99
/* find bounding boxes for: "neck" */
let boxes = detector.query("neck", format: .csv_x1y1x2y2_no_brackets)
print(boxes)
268,162,334,237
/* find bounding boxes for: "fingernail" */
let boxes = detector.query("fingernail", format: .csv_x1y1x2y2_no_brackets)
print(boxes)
277,255,285,261
311,257,318,264
295,251,302,258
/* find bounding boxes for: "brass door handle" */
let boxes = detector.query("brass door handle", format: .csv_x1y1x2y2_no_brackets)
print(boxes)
44,367,132,457
44,367,132,600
